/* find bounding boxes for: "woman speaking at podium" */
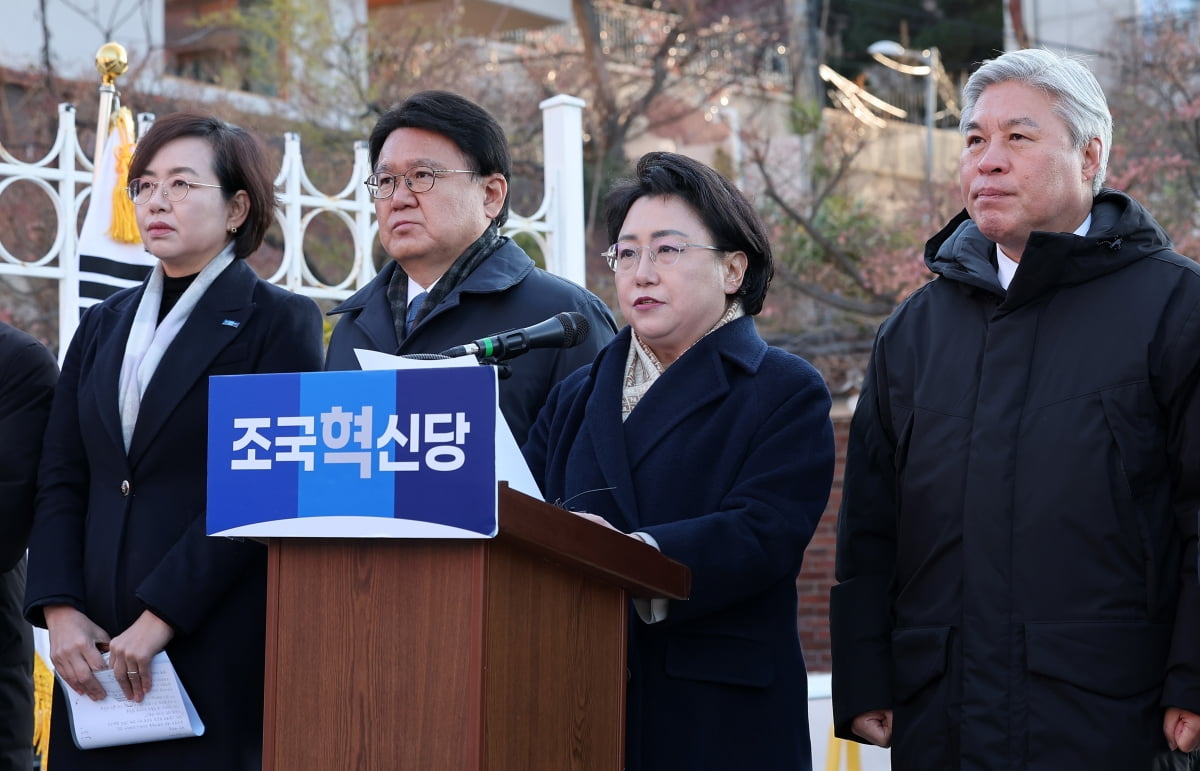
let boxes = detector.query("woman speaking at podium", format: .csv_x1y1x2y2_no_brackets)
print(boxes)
24,112,323,770
523,152,835,771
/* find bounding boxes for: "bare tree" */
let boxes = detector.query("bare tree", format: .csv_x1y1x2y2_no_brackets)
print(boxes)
501,0,792,236
1106,5,1200,258
745,111,943,320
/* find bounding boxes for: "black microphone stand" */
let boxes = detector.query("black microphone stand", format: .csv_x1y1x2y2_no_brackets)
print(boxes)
476,357,514,379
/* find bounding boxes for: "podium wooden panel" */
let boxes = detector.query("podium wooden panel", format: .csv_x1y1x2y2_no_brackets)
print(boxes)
261,485,690,771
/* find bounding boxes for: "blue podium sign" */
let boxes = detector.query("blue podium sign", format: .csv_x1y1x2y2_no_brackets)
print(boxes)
206,367,498,538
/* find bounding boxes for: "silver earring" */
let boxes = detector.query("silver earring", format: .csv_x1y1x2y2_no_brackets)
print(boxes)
228,226,238,235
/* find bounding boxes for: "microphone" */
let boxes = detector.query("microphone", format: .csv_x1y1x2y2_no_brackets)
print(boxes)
438,312,591,362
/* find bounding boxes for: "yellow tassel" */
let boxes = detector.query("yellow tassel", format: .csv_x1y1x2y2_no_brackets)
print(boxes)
107,108,142,246
32,651,52,769
824,725,861,771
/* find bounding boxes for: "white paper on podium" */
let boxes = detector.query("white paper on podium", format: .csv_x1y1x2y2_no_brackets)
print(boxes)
354,349,544,502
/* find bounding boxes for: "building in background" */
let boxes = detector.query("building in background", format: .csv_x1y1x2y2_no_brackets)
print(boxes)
3,0,569,122
1005,0,1200,86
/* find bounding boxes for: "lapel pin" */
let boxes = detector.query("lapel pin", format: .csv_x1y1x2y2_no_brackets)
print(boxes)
222,319,240,328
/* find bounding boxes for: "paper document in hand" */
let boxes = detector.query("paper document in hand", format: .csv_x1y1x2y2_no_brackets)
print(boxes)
59,650,204,750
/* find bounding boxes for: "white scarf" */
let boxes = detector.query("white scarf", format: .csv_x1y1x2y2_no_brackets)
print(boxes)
118,245,236,452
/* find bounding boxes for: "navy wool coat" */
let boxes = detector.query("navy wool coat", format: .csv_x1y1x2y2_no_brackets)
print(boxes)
523,318,835,771
25,258,324,771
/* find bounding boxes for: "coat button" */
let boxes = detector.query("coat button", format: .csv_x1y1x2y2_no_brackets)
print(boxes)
120,480,131,496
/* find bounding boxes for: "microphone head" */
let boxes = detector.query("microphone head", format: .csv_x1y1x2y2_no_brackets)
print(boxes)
554,311,590,347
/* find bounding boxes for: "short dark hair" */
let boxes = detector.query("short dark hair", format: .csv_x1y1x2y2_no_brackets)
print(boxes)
128,112,276,259
368,90,512,226
603,152,774,315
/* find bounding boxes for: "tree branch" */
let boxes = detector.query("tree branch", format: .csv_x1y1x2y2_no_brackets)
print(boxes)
751,146,894,305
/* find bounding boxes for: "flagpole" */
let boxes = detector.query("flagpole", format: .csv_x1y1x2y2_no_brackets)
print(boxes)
92,43,127,179
60,42,129,352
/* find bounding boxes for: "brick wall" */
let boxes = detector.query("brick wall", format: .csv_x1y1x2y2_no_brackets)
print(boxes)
797,405,852,673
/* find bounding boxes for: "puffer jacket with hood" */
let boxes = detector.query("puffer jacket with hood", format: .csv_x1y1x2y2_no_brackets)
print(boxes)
831,190,1200,770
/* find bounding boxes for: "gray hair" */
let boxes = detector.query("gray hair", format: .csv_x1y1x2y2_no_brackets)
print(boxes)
960,48,1112,196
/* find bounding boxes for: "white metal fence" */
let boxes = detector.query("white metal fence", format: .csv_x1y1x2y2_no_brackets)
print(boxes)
0,94,587,350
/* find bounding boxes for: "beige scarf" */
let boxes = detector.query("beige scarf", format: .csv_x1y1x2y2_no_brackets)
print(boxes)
620,300,744,421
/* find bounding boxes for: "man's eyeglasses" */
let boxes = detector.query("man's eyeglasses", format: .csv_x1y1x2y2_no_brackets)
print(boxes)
127,175,223,205
602,240,724,273
364,166,476,199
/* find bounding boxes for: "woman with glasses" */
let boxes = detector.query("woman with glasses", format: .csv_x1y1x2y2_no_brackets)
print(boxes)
522,151,835,771
24,112,323,770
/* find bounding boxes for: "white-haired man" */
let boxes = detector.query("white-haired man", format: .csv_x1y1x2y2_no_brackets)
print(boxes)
832,47,1200,769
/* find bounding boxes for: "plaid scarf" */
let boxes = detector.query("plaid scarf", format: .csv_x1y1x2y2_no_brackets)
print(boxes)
385,224,504,345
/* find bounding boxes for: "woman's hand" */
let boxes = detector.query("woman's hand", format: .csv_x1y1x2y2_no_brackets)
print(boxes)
44,605,111,701
571,511,649,543
108,610,176,703
572,511,618,530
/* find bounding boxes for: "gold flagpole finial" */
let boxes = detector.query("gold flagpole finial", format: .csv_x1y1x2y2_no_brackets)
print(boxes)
91,42,129,181
95,42,128,86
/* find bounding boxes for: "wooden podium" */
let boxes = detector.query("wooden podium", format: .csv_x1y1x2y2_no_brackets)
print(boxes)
261,485,690,771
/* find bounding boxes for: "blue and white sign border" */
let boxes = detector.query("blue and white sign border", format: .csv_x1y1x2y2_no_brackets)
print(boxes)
206,365,503,539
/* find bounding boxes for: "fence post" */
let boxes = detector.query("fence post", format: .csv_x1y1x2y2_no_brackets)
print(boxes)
57,103,82,353
353,140,375,287
539,94,587,288
280,132,304,292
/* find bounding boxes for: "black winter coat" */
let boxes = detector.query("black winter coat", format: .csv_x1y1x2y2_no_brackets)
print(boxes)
324,239,617,446
0,322,57,572
25,259,325,770
831,190,1200,770
0,322,56,770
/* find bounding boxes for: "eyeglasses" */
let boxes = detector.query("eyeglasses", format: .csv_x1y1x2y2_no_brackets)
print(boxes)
127,175,223,205
364,166,476,199
602,240,724,273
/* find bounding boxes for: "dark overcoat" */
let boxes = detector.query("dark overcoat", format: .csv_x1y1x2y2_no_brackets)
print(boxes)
25,258,324,770
0,321,58,571
325,239,617,446
831,190,1200,769
0,322,56,771
523,318,835,771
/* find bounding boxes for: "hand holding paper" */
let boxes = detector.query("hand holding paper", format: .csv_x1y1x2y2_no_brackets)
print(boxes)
105,609,176,702
58,650,204,750
43,605,110,702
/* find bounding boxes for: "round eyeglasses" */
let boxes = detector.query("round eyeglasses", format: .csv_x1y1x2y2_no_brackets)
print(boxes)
602,240,725,273
364,166,476,199
127,175,224,205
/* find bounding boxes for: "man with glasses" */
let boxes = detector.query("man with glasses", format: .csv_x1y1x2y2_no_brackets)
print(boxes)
326,90,616,446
